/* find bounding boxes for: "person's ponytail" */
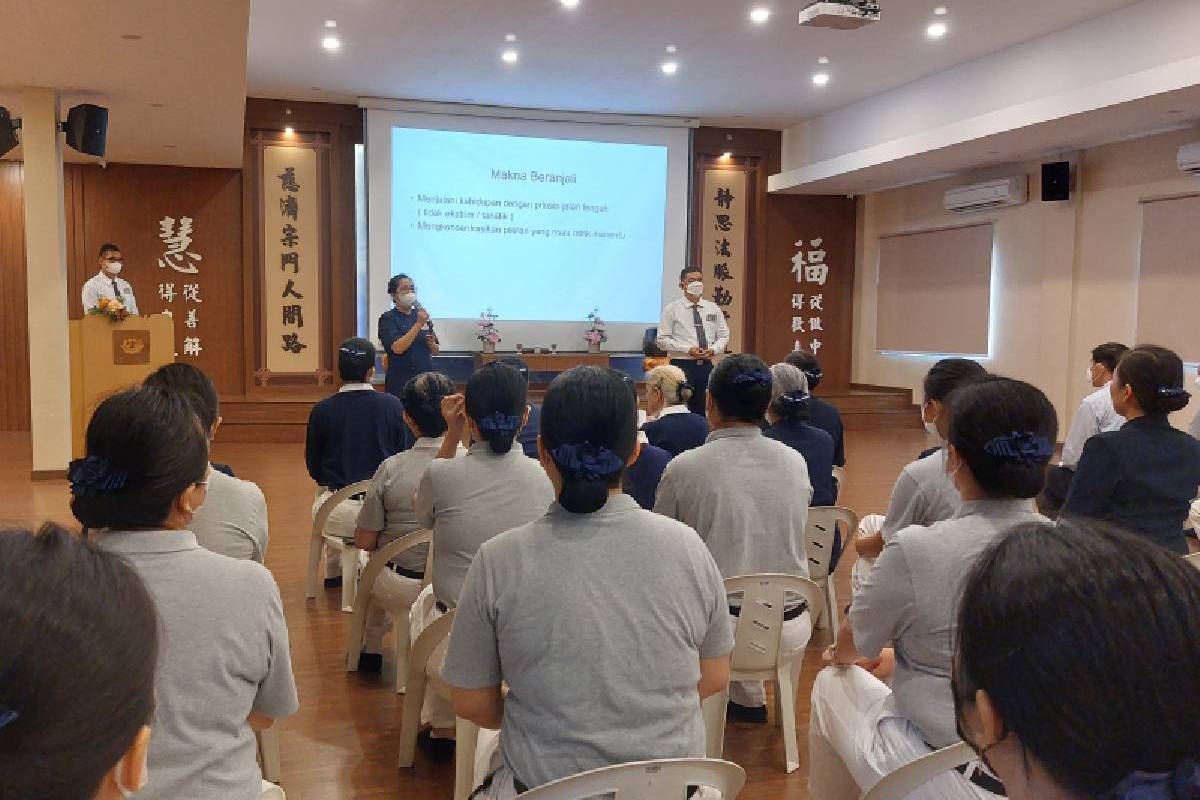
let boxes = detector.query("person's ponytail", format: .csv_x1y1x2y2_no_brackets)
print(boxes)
550,442,625,514
678,381,695,405
559,476,610,514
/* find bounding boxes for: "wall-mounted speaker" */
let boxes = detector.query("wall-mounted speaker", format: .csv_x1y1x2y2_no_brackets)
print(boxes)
1041,161,1071,202
63,104,108,157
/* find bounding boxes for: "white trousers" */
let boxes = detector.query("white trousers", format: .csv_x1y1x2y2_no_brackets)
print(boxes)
364,567,423,654
809,666,994,800
312,489,363,577
409,584,456,729
727,610,813,707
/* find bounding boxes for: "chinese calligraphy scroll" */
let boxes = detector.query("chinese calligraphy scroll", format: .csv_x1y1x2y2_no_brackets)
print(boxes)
700,168,747,353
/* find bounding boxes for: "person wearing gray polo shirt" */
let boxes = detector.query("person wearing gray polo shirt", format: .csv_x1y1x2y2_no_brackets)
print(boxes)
444,367,733,798
810,377,1055,800
655,353,813,723
71,386,298,800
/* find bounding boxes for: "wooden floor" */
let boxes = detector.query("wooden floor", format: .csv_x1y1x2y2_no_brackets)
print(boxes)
0,427,929,800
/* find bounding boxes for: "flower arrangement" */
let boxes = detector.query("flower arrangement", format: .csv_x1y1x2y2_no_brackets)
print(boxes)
584,308,608,348
87,296,130,322
477,307,501,349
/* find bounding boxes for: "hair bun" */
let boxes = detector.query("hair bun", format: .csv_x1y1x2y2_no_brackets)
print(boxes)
68,456,128,496
778,390,810,409
732,369,772,388
982,432,1053,465
551,442,623,482
477,411,520,436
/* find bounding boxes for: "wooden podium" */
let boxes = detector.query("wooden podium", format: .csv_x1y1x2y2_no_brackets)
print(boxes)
69,314,175,458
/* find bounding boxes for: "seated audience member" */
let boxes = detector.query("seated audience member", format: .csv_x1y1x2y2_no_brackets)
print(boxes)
1039,341,1128,515
145,363,269,562
622,441,672,509
444,366,733,798
764,362,837,506
810,376,1055,800
353,371,460,671
1063,345,1200,554
641,364,709,456
496,355,541,459
306,337,407,584
786,349,845,470
655,353,813,723
0,524,158,800
411,362,554,757
854,358,987,562
73,386,298,800
954,517,1200,800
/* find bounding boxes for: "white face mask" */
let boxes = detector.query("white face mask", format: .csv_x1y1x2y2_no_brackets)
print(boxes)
685,281,704,297
106,261,123,276
399,291,416,307
924,420,941,439
1085,365,1096,385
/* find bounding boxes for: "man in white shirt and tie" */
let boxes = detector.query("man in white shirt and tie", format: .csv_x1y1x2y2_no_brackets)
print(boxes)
656,267,730,415
81,242,139,315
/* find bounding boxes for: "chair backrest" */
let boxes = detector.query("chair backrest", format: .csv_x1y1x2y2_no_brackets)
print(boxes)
806,506,859,579
520,758,746,800
861,742,974,800
359,529,432,590
312,479,372,539
1185,552,1200,570
724,574,825,673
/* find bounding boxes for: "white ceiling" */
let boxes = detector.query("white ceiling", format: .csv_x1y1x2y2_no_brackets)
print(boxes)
0,0,249,167
247,0,1139,129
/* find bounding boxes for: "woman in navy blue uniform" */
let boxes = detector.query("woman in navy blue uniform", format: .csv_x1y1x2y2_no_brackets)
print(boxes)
764,363,837,507
1063,344,1200,553
641,364,709,457
378,274,439,399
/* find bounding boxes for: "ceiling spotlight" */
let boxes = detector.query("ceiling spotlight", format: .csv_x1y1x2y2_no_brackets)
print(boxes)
926,21,948,38
560,0,580,7
749,6,771,23
818,56,829,64
812,72,830,86
933,6,948,14
322,35,341,52
505,33,517,42
666,44,678,53
661,60,678,75
284,126,295,135
501,49,519,64
324,19,337,28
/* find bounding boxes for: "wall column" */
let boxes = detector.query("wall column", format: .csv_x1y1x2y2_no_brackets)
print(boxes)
21,87,71,476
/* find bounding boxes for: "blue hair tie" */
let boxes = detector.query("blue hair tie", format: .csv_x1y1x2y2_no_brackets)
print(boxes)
732,369,772,388
550,442,624,481
0,705,17,730
477,411,521,436
778,390,810,409
1158,386,1191,401
982,432,1053,465
1108,757,1200,800
68,456,129,496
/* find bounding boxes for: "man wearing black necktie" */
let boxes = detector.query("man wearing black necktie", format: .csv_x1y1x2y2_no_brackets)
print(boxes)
656,267,731,415
81,242,140,315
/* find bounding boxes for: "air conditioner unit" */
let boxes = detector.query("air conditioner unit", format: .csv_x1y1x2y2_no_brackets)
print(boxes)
1178,141,1200,175
944,176,1028,213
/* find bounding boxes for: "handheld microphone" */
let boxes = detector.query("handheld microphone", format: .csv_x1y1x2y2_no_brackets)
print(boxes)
415,302,435,335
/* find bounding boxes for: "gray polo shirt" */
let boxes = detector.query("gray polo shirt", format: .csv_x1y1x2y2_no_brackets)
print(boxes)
880,448,961,543
416,441,554,607
654,426,812,579
190,467,269,562
356,437,454,573
442,494,734,789
851,499,1044,747
94,530,299,800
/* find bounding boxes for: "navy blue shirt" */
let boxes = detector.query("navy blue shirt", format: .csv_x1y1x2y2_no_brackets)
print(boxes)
622,444,672,509
642,411,710,457
519,403,542,459
1063,414,1200,554
806,396,845,467
378,307,434,397
305,389,407,490
764,420,838,507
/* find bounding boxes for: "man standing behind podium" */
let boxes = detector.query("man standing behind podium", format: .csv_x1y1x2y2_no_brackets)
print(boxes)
81,242,139,315
657,267,729,415
379,273,439,398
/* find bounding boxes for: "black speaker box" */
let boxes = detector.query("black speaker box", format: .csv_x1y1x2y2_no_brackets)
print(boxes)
63,104,108,157
1041,161,1070,202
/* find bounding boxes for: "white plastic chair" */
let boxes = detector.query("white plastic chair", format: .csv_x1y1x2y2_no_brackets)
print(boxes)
256,726,282,784
832,465,847,486
397,609,457,768
703,574,825,774
306,480,371,611
806,506,860,630
345,529,433,693
520,758,746,800
861,742,975,800
259,780,286,800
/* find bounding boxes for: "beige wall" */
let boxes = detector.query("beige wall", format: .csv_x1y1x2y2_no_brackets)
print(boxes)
853,125,1200,439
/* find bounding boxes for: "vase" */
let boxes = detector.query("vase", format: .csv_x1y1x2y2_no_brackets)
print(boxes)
588,342,601,354
482,340,496,354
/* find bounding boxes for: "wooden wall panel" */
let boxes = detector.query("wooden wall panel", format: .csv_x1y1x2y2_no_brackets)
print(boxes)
0,163,31,431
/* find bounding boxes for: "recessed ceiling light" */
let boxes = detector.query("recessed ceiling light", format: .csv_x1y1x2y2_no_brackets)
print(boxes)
505,33,517,42
812,72,830,86
284,126,295,135
926,21,948,38
749,6,771,23
322,35,341,52
324,19,337,28
560,0,580,8
933,6,948,15
501,49,519,64
818,56,829,64
666,44,677,53
661,60,679,75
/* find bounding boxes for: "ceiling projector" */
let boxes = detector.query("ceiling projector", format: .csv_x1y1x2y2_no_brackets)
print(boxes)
798,1,881,29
